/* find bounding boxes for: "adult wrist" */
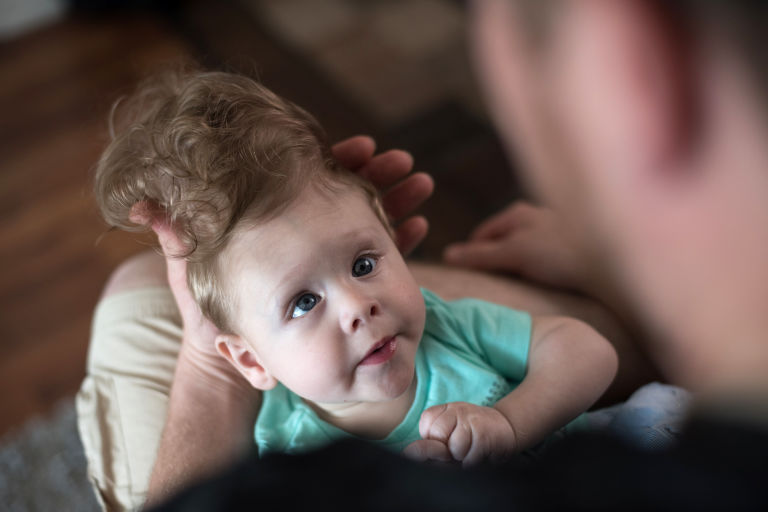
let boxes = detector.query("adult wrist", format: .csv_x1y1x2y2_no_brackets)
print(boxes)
175,338,254,398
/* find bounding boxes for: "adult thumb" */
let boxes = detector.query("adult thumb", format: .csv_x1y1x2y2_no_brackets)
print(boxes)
150,218,187,258
129,200,186,258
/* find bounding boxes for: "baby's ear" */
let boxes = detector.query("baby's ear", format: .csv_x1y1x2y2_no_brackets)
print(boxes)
215,334,278,391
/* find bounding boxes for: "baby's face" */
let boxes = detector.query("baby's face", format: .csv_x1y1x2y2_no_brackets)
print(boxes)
225,185,426,405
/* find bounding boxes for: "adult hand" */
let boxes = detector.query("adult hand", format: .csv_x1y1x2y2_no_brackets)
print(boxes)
127,203,244,396
333,135,433,255
443,201,592,293
403,402,516,467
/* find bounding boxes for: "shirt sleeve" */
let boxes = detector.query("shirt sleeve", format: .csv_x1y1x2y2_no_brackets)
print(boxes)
421,288,532,383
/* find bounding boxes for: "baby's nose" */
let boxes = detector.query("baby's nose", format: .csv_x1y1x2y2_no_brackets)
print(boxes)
340,292,379,334
349,303,378,331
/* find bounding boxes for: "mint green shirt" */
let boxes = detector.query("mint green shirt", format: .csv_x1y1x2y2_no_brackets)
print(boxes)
255,288,583,456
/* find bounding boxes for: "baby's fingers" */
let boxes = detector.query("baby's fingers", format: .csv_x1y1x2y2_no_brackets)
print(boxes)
419,404,452,442
446,422,472,463
419,404,472,462
402,439,452,463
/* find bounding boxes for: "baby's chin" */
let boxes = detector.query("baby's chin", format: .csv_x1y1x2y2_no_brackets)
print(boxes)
373,365,417,402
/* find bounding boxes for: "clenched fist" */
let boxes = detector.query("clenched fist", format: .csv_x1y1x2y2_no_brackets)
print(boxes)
403,402,517,467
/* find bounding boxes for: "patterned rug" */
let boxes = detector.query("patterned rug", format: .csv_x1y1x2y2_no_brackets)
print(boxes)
0,399,99,512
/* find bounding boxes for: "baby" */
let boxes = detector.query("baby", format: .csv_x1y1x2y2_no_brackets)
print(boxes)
95,68,618,465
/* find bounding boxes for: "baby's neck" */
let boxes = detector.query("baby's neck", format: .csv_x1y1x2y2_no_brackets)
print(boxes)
305,377,417,440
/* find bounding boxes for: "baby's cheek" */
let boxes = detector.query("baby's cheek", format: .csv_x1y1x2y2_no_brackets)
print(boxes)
282,350,348,399
403,286,427,333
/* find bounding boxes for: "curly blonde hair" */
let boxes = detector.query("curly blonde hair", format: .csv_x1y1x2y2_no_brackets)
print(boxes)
95,67,389,332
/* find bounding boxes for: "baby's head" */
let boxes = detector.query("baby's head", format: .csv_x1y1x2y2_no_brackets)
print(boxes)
95,68,426,405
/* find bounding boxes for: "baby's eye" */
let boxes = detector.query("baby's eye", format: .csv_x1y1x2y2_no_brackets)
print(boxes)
352,256,376,277
291,293,318,319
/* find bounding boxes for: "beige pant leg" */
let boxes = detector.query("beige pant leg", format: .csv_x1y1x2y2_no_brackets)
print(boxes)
76,287,181,511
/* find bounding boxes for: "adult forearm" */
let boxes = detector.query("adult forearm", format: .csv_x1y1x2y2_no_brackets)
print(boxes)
146,344,261,507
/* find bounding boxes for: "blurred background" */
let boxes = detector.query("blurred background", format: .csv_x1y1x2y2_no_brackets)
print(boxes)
0,0,519,508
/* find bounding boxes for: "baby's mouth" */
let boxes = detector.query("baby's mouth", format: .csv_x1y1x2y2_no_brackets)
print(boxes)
359,336,397,366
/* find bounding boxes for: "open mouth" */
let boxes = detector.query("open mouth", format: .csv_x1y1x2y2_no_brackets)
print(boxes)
360,336,397,366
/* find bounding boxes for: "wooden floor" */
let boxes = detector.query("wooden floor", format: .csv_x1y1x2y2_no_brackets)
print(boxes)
0,2,518,438
0,11,189,438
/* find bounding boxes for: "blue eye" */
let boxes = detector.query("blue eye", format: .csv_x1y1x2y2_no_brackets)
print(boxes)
352,256,376,277
291,293,318,318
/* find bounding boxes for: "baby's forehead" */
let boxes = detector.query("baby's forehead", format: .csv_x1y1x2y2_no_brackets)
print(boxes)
244,182,386,232
225,193,386,263
223,219,390,311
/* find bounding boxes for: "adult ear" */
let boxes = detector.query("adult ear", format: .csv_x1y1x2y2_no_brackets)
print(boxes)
215,334,278,390
553,0,695,190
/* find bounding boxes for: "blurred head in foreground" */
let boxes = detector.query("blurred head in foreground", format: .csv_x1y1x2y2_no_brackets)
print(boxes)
471,0,768,391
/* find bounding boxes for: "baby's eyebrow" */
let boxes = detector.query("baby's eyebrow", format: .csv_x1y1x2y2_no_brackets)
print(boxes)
335,229,380,249
267,263,306,305
337,227,377,240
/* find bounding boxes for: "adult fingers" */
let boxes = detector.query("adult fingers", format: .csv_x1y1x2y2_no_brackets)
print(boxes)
470,202,530,241
133,204,194,308
150,219,192,305
443,239,517,271
355,149,414,189
402,439,453,463
150,219,186,258
128,200,155,226
394,216,429,257
381,172,434,221
331,135,376,170
129,200,185,258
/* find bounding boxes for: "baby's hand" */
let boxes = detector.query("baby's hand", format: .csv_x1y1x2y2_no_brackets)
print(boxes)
403,402,517,467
